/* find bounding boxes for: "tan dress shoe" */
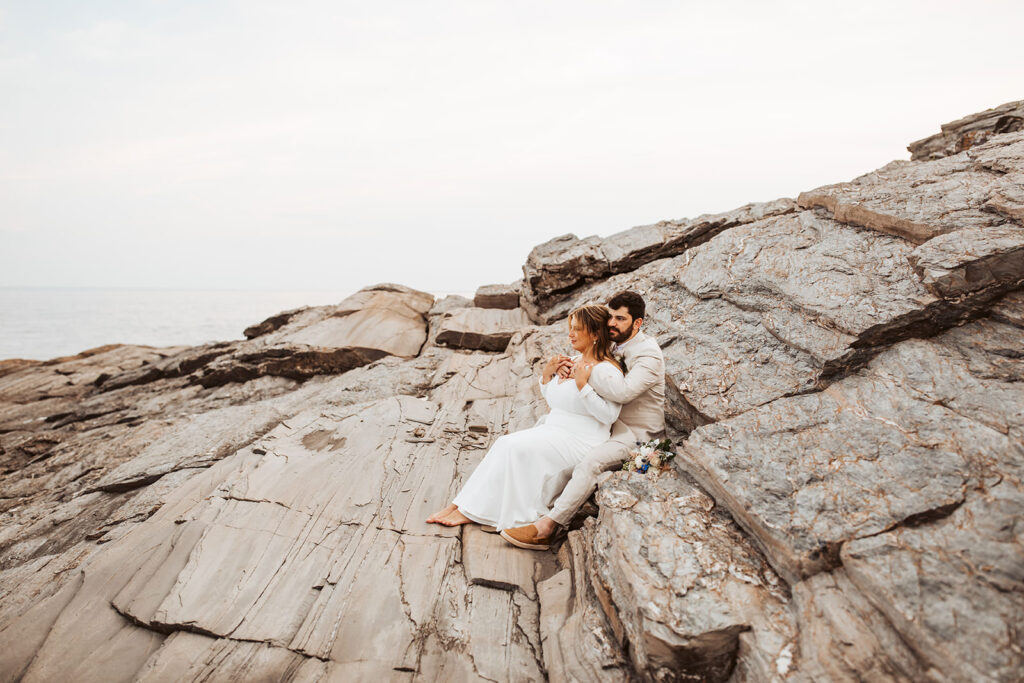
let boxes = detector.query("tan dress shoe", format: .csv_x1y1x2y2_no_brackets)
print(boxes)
500,524,551,550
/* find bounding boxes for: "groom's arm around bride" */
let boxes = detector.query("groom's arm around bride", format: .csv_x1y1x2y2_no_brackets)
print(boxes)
548,327,666,523
501,291,666,549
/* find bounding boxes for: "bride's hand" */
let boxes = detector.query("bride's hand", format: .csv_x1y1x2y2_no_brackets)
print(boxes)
575,361,594,390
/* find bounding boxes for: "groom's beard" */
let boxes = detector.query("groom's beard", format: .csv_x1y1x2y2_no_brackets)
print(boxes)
608,328,630,343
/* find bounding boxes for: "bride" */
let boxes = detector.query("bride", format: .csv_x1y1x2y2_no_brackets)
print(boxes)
426,303,625,542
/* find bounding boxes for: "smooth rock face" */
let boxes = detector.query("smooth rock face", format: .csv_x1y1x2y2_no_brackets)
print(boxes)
3,103,1024,683
0,324,567,681
908,99,1024,160
538,523,631,683
435,307,533,352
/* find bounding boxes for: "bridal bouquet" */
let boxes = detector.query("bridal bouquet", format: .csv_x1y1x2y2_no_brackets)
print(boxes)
622,438,675,474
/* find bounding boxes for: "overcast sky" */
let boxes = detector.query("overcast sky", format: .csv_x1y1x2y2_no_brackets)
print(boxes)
2,1,1022,294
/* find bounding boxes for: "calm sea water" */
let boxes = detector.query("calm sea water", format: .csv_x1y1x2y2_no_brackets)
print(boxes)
0,288,472,361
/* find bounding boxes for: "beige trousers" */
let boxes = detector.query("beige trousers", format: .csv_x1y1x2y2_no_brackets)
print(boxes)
547,421,634,526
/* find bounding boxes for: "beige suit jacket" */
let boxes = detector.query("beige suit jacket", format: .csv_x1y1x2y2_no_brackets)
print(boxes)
585,329,666,444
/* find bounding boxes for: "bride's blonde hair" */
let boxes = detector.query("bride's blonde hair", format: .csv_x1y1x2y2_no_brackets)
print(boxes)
568,304,622,371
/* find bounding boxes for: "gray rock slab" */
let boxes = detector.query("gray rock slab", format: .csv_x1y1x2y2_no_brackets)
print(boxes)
589,471,793,682
676,210,940,350
681,317,1024,584
88,403,290,493
843,480,1024,682
523,233,608,304
10,561,167,683
545,524,631,682
908,225,1024,298
133,631,324,682
189,284,433,387
461,524,539,598
600,198,797,278
464,585,544,682
538,568,573,683
792,570,927,682
0,344,181,405
89,285,435,392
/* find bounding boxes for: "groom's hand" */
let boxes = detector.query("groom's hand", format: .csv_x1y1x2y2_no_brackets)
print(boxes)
544,355,573,383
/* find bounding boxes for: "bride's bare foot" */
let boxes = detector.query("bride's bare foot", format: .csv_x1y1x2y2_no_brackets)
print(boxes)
426,503,458,524
438,508,472,526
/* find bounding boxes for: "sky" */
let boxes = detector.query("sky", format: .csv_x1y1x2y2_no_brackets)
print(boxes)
1,1,1022,294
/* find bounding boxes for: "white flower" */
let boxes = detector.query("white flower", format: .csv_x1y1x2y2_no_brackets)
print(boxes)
634,454,645,467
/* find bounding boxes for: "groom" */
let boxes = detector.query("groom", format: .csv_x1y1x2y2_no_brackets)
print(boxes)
501,290,667,550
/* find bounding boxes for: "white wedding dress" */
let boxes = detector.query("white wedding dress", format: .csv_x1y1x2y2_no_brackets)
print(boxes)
453,360,623,530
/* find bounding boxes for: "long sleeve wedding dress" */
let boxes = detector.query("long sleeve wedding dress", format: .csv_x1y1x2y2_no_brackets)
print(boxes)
452,360,623,530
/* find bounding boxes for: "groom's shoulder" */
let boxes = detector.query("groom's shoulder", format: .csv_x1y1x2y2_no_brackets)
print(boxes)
633,331,665,357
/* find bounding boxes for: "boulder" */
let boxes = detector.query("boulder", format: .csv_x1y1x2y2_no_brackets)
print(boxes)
473,282,522,310
193,284,433,386
434,307,533,352
83,284,437,393
248,283,433,353
523,233,608,305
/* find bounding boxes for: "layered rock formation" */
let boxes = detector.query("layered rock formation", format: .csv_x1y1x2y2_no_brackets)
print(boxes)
908,99,1024,161
1,101,1022,682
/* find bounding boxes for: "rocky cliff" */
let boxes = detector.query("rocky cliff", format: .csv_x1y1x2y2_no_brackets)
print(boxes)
1,101,1022,682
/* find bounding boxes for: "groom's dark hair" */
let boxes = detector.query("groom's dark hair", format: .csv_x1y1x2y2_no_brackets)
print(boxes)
607,291,645,322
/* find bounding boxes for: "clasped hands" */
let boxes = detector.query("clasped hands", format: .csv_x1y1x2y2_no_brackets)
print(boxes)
542,355,596,390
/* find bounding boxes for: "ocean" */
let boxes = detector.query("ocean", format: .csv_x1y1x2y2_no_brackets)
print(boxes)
0,288,471,362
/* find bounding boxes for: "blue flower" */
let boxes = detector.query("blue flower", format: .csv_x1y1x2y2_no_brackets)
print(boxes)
639,463,649,473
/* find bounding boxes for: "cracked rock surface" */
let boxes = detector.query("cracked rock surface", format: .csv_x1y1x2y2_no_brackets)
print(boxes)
2,102,1024,682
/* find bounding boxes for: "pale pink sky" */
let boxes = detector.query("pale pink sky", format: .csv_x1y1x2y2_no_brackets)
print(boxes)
2,1,1022,293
